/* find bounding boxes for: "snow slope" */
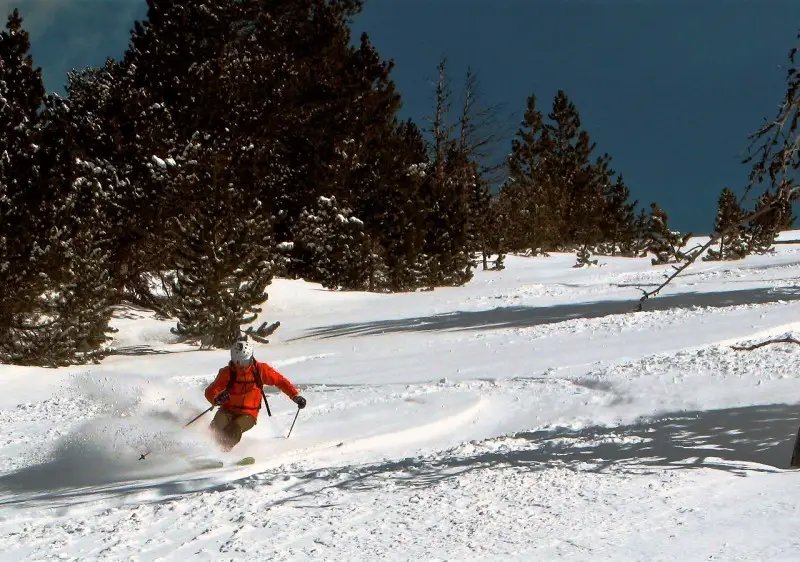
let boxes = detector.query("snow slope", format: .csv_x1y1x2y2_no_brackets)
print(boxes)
4,234,800,560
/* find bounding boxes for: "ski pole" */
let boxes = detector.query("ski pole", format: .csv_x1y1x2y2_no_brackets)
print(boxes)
182,404,216,429
252,368,272,417
286,407,300,439
260,387,272,417
138,404,215,460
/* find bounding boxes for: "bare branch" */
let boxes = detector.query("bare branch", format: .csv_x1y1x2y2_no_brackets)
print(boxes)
423,56,456,178
731,336,800,351
634,185,799,310
634,33,800,310
241,320,280,344
743,30,800,198
456,66,512,183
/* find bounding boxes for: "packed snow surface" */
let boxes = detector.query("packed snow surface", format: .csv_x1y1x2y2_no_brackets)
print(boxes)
4,234,800,560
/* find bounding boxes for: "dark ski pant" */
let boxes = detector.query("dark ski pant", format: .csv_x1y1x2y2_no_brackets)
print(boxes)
209,409,256,451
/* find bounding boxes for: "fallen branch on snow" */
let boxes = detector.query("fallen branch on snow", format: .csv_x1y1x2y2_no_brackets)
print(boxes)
731,336,800,351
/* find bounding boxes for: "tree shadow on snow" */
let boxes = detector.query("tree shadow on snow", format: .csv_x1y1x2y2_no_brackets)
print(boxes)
109,345,174,356
269,403,800,507
3,404,800,510
291,286,800,339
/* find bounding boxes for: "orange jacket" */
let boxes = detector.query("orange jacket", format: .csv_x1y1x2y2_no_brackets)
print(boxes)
204,360,299,419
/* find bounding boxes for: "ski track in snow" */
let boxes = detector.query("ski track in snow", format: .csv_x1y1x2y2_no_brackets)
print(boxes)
4,244,800,559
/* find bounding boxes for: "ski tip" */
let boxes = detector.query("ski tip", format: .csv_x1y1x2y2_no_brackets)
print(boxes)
188,457,255,470
192,460,225,470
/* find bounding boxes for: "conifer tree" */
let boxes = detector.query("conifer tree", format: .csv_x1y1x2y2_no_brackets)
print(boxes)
363,120,430,291
483,197,507,270
503,94,555,253
0,10,51,364
546,90,594,245
118,0,406,290
469,170,496,270
645,203,692,265
503,90,635,254
293,195,375,291
574,245,599,267
602,176,638,256
568,155,608,251
456,67,504,271
0,12,118,365
0,44,119,367
416,59,473,287
744,31,800,216
744,191,795,254
64,59,182,304
125,0,399,223
703,187,748,261
0,9,45,294
502,84,655,260
736,31,800,260
168,139,276,348
24,96,120,365
631,207,650,257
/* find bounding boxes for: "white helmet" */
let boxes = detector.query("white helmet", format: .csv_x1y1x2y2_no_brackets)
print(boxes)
231,337,254,366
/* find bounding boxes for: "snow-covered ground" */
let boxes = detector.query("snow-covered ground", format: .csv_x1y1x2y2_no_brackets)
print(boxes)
4,234,800,560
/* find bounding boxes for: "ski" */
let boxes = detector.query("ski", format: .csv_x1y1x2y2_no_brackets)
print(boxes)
188,456,255,470
190,459,225,470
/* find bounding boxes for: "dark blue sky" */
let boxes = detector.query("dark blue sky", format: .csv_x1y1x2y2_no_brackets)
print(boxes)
7,0,800,233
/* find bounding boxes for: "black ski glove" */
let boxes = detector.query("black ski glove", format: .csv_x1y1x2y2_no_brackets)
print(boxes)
214,390,230,406
293,395,307,409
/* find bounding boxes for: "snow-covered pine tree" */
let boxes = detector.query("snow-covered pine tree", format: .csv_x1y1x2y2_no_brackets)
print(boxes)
25,94,122,366
415,59,474,288
360,120,429,292
169,139,277,349
574,244,599,267
0,87,120,366
64,60,182,307
123,0,402,264
703,187,748,261
417,144,474,288
646,203,692,265
0,10,52,364
293,195,376,291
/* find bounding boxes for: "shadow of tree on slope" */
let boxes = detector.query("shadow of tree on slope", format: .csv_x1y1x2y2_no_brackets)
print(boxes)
271,403,800,506
109,345,174,356
291,286,800,339
2,404,799,510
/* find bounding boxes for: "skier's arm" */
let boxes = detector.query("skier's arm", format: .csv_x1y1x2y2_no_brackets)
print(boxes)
204,368,231,404
259,363,299,398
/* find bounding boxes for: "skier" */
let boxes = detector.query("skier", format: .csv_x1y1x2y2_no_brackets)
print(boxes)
204,337,306,451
